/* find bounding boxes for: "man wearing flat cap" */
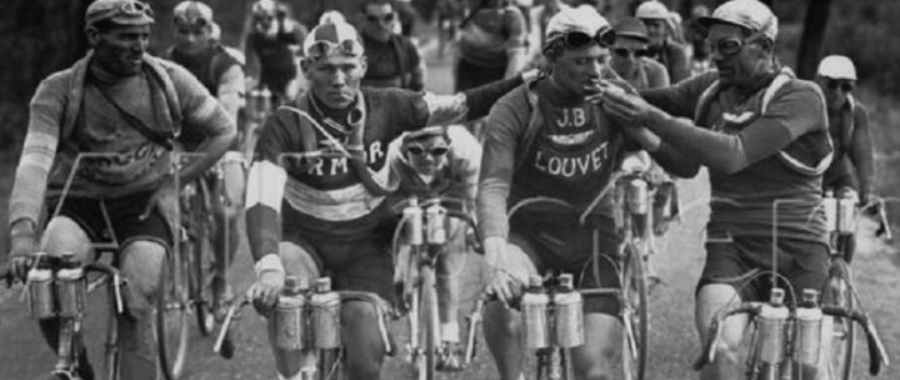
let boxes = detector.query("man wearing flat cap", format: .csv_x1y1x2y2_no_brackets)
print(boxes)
601,0,835,378
6,0,236,379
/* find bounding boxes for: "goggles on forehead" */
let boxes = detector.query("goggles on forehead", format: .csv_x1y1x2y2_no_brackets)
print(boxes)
305,38,365,60
122,1,153,17
551,26,617,51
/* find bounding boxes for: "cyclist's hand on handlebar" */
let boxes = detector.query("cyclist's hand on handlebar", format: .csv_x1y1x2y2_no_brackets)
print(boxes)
486,268,523,308
247,270,285,316
8,227,38,281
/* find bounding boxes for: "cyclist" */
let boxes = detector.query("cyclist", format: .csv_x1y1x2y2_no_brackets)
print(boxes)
599,1,834,379
167,0,247,316
359,0,426,91
478,7,650,380
245,0,308,104
456,0,529,91
387,125,481,371
817,55,875,205
635,0,690,84
245,21,532,380
6,1,236,379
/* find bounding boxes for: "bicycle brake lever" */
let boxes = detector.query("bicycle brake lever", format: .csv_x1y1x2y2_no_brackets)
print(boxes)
858,315,890,375
694,318,723,370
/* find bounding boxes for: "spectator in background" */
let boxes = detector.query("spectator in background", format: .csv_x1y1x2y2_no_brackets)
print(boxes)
456,0,529,91
245,0,308,104
395,0,419,38
636,0,690,83
359,0,426,91
684,4,713,75
609,17,669,90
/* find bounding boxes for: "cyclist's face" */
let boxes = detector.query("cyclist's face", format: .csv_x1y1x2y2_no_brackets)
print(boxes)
362,4,397,41
707,24,767,87
174,23,212,53
641,18,667,46
609,37,647,76
302,54,367,109
90,24,151,77
551,44,610,98
817,77,854,111
406,136,449,176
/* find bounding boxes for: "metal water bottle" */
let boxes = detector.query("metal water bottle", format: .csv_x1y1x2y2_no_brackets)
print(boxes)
274,277,307,350
837,196,857,234
794,289,823,366
553,274,584,348
404,198,424,245
310,277,341,349
626,179,650,216
27,259,55,319
522,275,550,349
425,201,447,245
758,288,789,366
55,253,86,318
823,190,838,233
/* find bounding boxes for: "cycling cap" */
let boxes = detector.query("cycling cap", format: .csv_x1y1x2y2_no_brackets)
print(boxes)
86,0,154,27
318,10,347,25
403,126,449,144
173,1,213,27
635,1,669,20
252,0,277,16
818,55,857,80
303,21,365,60
700,0,778,40
545,5,611,40
614,17,649,43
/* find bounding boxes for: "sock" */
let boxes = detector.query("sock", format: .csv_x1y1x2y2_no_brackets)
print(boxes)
441,321,460,343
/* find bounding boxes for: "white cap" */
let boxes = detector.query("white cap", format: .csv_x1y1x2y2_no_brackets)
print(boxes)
700,0,778,40
173,1,213,26
302,21,364,59
635,1,670,20
545,5,611,39
318,10,346,25
818,55,857,80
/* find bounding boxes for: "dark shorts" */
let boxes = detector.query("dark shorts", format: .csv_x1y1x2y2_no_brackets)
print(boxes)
699,235,829,303
510,214,621,315
286,233,396,304
48,191,173,258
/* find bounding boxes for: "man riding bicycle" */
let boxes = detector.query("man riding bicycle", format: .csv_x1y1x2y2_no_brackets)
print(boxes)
600,1,835,379
245,20,531,380
387,125,481,371
168,0,247,317
478,7,648,380
6,1,236,379
245,0,308,105
359,0,426,91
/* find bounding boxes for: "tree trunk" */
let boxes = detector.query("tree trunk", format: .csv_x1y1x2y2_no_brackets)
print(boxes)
796,0,833,79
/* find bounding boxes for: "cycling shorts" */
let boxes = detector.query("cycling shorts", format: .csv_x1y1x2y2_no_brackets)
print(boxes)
47,190,173,259
282,232,395,304
508,213,621,315
698,235,829,303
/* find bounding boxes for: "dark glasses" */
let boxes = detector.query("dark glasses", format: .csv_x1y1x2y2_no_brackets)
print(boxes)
407,145,449,157
826,79,854,92
613,48,649,58
367,13,395,24
305,39,365,59
556,26,617,50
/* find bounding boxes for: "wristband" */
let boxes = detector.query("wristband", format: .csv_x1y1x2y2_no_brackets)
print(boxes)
254,253,285,278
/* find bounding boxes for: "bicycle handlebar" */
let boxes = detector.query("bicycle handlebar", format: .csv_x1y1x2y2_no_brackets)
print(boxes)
693,302,763,370
822,306,890,375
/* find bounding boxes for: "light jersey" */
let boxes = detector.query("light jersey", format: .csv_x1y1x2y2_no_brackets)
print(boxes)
512,80,627,213
250,87,440,243
645,71,832,243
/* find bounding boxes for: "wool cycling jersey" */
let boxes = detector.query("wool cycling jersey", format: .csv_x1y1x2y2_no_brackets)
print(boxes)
642,70,832,244
246,77,523,259
822,96,874,194
361,33,423,91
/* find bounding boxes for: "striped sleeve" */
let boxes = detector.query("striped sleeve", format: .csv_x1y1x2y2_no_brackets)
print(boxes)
9,74,66,227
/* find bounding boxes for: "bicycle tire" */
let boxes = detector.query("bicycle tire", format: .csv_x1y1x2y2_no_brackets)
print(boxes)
103,280,120,380
156,247,190,380
189,232,216,336
620,243,648,380
825,259,855,380
417,266,439,380
318,348,345,380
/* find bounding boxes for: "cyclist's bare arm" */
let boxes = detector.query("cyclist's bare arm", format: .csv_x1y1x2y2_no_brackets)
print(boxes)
621,124,701,178
422,70,533,126
849,103,875,198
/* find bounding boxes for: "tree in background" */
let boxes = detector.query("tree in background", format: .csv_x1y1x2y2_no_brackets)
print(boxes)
796,0,832,79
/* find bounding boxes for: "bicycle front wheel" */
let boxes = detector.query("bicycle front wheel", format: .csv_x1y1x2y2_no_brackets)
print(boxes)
824,259,855,380
416,266,439,380
156,247,190,380
318,348,346,380
620,243,648,380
